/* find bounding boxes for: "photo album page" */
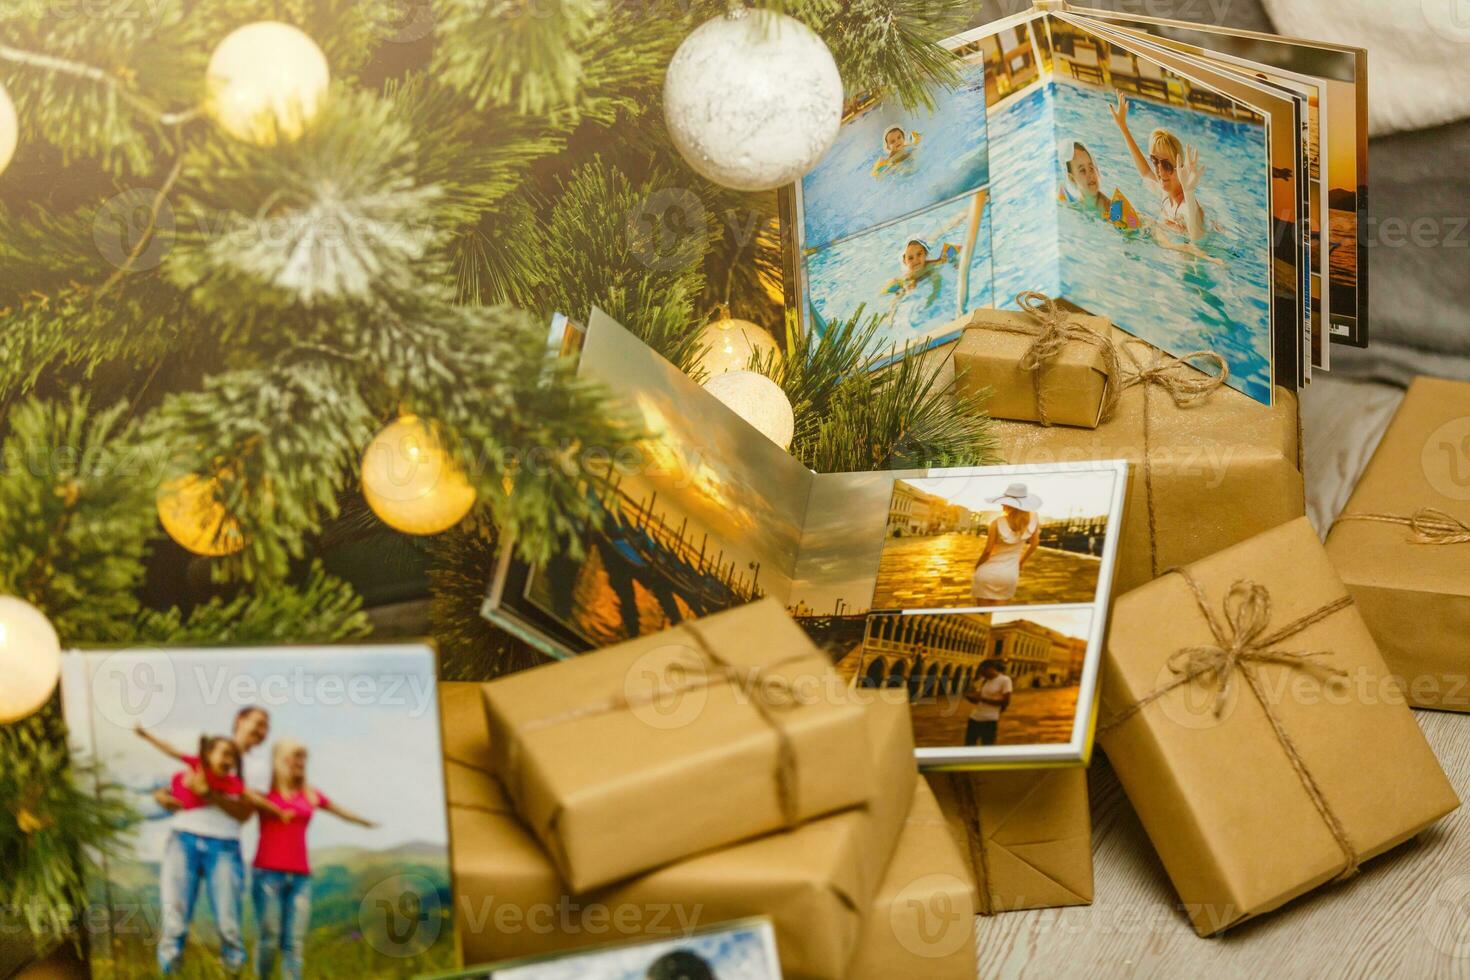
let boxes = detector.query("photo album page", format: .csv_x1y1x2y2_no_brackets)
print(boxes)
485,309,1129,767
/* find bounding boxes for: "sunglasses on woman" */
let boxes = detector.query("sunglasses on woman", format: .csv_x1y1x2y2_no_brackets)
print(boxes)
1149,154,1177,176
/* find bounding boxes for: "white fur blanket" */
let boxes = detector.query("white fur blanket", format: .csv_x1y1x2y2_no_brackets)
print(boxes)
1263,0,1470,136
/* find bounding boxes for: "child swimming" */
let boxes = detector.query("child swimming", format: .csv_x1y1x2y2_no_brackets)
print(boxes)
872,125,921,176
1110,93,1209,241
136,724,293,821
885,238,960,310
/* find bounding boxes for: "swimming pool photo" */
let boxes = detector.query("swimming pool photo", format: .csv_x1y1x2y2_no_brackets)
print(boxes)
800,59,989,251
804,191,993,353
1050,79,1275,404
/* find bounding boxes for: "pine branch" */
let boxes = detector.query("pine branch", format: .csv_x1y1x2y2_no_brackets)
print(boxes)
431,0,604,115
761,310,998,473
428,521,549,679
133,561,370,645
142,360,376,582
0,392,157,644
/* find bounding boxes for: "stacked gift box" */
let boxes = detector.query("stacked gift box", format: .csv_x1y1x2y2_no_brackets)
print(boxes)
441,305,1468,971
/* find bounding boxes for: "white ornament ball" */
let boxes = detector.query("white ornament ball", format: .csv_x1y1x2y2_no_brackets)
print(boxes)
663,8,843,191
704,370,795,449
362,415,477,536
697,314,782,376
206,22,330,145
0,597,61,724
0,81,17,177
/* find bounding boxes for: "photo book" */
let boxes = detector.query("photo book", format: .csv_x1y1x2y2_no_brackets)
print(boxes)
484,308,1130,768
428,917,782,979
59,644,457,979
780,2,1369,405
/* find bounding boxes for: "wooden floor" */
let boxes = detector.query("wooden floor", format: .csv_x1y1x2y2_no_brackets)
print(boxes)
975,710,1470,978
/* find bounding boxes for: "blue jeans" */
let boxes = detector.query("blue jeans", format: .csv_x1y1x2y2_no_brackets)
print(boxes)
253,869,312,980
157,830,246,974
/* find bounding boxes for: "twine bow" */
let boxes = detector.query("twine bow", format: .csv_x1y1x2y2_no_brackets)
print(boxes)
1101,570,1360,878
1119,338,1230,407
972,291,1124,426
502,620,809,834
1335,508,1470,545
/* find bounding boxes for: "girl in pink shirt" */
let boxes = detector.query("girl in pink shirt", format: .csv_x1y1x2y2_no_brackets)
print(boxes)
251,739,375,980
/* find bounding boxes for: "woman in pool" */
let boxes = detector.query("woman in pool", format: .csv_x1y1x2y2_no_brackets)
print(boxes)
872,125,921,176
1062,135,1224,264
1110,93,1209,241
252,739,376,980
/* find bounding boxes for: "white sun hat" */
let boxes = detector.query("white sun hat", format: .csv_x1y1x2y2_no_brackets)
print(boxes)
987,481,1043,513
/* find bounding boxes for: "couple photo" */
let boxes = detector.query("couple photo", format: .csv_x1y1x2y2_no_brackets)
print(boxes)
134,705,374,978
60,645,456,980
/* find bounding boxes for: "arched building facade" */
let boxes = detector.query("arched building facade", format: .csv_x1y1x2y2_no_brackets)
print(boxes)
854,611,993,699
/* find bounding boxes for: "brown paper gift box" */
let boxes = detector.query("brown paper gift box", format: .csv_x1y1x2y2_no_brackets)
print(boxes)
954,306,1113,428
847,778,978,980
927,767,1093,914
986,326,1303,594
1325,376,1470,712
443,682,918,978
1099,517,1459,936
480,598,876,893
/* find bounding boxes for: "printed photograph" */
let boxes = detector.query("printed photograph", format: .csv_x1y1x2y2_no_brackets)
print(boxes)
465,918,781,979
841,607,1094,750
871,471,1115,610
798,58,989,251
1046,20,1276,404
526,311,810,647
61,645,455,980
803,191,993,354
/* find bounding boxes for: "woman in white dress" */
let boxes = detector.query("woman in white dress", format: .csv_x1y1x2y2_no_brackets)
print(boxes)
971,483,1043,604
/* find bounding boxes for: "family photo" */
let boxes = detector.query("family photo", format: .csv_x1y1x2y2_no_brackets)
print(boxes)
60,646,455,979
845,606,1094,751
871,470,1118,611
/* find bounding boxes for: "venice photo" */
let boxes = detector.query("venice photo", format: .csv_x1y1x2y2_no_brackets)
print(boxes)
871,470,1116,610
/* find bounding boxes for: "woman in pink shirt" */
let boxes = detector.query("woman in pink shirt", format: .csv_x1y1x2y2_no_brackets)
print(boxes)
252,739,375,980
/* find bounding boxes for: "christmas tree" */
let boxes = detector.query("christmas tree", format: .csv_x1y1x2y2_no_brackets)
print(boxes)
0,0,995,951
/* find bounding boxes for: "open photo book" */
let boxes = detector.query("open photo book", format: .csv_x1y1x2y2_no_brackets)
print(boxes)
484,309,1130,768
780,2,1369,406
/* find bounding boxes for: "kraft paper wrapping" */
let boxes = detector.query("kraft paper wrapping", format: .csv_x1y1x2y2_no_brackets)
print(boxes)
1099,518,1459,936
480,599,876,893
985,324,1303,595
927,768,1093,915
1325,376,1470,712
954,307,1113,428
847,779,978,980
443,682,918,978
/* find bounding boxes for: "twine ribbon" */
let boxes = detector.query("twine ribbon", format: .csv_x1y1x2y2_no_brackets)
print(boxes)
1117,338,1230,579
949,776,996,915
501,620,811,831
971,291,1124,426
1334,508,1470,545
1100,570,1360,879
